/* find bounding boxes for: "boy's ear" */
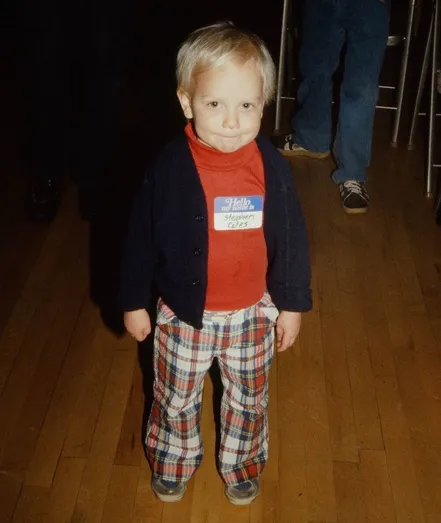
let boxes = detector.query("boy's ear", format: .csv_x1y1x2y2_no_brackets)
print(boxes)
177,89,193,119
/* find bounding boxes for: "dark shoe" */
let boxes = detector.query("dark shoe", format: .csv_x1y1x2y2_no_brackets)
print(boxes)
339,181,369,214
225,479,260,506
272,134,330,159
151,476,187,503
25,177,61,222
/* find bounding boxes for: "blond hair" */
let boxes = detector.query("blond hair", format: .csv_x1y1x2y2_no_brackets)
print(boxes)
176,21,276,104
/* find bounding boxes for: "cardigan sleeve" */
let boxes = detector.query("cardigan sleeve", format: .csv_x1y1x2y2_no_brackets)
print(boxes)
282,161,312,311
120,171,156,312
266,154,313,313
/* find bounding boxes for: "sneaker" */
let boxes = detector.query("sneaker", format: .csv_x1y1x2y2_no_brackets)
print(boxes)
225,479,260,506
339,181,369,214
151,476,187,503
272,134,330,159
24,176,61,223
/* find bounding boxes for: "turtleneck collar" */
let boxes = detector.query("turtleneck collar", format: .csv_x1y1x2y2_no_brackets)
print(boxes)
184,122,258,172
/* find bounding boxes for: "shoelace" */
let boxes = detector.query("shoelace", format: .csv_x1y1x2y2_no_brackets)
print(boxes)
342,181,365,196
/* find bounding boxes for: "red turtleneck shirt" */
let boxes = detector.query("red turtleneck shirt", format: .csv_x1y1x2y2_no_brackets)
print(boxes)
185,123,267,311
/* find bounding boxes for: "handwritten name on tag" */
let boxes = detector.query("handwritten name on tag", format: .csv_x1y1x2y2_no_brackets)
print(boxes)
214,196,263,231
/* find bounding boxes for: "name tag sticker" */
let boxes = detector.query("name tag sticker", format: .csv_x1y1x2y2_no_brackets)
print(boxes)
214,196,263,231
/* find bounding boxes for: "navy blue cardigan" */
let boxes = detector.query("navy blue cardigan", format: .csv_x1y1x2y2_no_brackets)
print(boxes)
121,132,312,329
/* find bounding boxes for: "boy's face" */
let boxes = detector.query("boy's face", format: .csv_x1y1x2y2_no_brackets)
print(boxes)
178,59,264,153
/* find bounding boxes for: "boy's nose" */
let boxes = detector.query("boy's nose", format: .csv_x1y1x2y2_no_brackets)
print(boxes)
222,111,239,130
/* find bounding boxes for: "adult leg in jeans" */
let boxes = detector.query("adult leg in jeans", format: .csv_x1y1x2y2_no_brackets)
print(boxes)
292,0,345,153
332,0,389,184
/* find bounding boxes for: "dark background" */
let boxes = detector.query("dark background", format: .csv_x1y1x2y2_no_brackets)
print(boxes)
0,1,282,184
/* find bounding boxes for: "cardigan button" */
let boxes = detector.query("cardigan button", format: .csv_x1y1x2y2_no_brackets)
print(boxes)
194,214,204,221
192,279,201,286
193,248,201,256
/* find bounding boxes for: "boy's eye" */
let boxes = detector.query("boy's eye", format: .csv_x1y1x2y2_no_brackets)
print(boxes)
208,101,219,108
242,103,253,109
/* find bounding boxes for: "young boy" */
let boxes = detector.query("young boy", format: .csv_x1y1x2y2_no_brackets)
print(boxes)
121,22,312,506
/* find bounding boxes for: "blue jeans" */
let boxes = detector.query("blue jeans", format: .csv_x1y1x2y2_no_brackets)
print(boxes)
291,0,389,183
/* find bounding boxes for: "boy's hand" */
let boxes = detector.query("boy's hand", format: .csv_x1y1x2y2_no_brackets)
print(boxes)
124,309,152,342
276,311,302,352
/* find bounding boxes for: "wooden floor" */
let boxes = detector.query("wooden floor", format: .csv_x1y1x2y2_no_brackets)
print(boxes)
1,119,441,523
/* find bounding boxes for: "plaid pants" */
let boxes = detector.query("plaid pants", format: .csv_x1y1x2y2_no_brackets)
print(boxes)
146,292,278,486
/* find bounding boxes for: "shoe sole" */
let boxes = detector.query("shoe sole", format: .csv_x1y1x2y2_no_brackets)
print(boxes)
224,487,259,506
342,205,368,215
278,148,330,160
152,486,187,503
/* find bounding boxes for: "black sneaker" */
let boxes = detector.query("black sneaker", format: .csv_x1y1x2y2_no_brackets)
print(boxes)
272,134,330,159
338,181,369,214
24,177,61,222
